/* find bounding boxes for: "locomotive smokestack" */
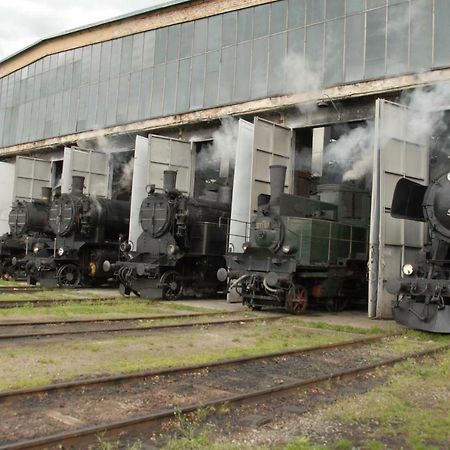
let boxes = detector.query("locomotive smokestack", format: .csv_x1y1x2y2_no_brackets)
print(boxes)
41,187,52,203
71,176,85,195
269,165,287,206
163,170,177,192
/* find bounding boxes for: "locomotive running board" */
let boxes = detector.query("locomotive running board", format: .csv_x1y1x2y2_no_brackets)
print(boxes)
393,300,450,333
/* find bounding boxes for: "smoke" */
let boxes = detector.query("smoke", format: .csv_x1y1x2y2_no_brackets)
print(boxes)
400,81,450,143
195,118,239,177
119,157,134,190
324,123,374,184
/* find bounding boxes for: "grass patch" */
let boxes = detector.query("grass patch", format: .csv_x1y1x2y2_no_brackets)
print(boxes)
0,320,355,391
298,320,385,336
322,350,450,449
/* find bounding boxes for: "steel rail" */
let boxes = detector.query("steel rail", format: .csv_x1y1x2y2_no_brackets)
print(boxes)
1,337,445,450
0,310,241,326
0,297,123,309
0,333,389,401
0,315,285,341
0,287,43,293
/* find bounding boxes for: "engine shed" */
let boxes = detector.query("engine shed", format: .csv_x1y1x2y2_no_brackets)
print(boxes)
1,0,450,319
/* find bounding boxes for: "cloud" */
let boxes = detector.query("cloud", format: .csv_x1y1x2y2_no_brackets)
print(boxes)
0,0,166,60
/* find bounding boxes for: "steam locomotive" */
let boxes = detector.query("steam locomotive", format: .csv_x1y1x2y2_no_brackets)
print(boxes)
106,170,231,299
386,173,450,333
0,188,54,279
219,165,370,314
28,176,130,287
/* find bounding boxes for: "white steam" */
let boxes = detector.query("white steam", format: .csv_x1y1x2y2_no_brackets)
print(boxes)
324,123,374,184
195,118,239,177
119,157,134,190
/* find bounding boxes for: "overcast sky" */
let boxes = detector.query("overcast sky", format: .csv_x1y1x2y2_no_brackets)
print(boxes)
0,0,168,60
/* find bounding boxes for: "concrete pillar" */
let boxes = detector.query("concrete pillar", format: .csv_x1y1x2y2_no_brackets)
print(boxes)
311,127,331,177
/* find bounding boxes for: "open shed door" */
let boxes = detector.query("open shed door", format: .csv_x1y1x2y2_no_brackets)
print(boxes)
148,135,192,194
128,135,192,247
14,156,51,201
0,162,15,233
229,119,254,253
369,99,429,318
250,118,293,213
61,147,111,197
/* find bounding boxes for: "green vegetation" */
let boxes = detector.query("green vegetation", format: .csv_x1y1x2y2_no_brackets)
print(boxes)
297,320,386,336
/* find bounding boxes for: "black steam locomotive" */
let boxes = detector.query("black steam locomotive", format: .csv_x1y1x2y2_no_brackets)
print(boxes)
220,165,370,314
29,176,130,287
0,188,54,279
106,170,231,299
386,173,450,333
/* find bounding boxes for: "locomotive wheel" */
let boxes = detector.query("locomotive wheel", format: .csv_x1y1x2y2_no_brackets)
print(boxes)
325,298,349,313
57,264,81,287
160,271,182,300
286,284,308,315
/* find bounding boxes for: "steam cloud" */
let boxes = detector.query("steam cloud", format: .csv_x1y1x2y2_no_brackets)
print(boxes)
195,118,239,177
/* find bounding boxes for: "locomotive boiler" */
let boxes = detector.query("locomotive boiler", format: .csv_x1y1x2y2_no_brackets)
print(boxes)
219,165,370,314
30,176,130,287
0,188,54,279
106,170,230,299
386,173,450,333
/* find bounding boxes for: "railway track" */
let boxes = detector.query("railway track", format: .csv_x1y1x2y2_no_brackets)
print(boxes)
0,313,284,341
0,332,443,449
0,297,122,309
0,287,43,294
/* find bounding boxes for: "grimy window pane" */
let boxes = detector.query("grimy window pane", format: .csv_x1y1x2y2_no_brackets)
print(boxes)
127,71,141,122
237,8,253,42
63,63,73,90
68,88,79,132
120,36,133,74
143,31,156,68
155,28,168,65
434,0,450,67
117,73,130,122
268,32,286,95
386,3,409,75
346,0,365,13
72,60,82,88
365,7,386,78
324,19,344,86
190,54,205,109
100,42,112,80
180,22,194,58
306,0,325,24
367,0,386,8
193,19,207,55
167,25,181,61
106,77,119,126
218,46,235,103
234,41,251,101
81,46,92,85
90,44,101,83
176,58,191,111
288,0,305,28
138,67,153,119
270,1,287,34
151,64,165,116
60,90,71,134
131,34,144,72
410,0,432,71
254,4,270,38
305,24,324,77
95,80,108,127
87,82,99,128
163,61,178,114
55,66,64,92
251,36,268,98
207,16,222,51
345,13,364,81
326,0,345,19
222,12,237,46
204,50,220,107
110,40,122,76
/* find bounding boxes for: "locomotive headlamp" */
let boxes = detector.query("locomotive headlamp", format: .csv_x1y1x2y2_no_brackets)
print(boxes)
33,246,40,254
167,244,178,255
57,247,65,256
282,245,297,255
402,263,414,276
242,242,250,251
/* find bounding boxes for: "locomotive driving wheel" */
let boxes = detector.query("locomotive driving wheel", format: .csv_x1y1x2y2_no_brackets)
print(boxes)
160,270,182,300
286,284,308,315
57,264,81,287
325,298,349,313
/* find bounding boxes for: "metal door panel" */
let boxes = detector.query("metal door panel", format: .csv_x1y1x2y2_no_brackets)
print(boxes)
61,147,110,197
369,99,429,319
14,156,51,201
0,162,15,233
148,135,192,193
250,117,293,213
